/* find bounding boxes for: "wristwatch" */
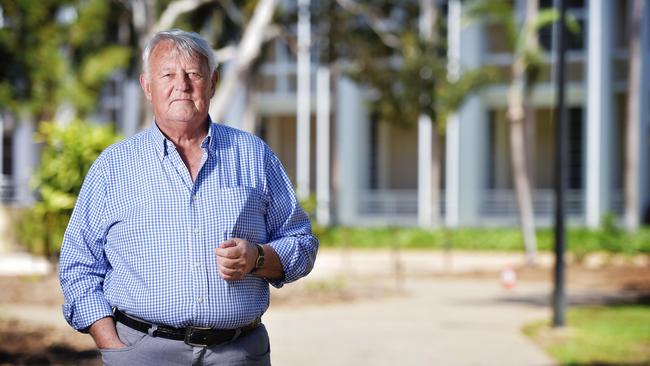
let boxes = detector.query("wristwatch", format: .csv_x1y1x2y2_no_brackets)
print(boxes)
251,244,265,273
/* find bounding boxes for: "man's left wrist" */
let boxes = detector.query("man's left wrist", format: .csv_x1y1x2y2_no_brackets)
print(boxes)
250,244,265,274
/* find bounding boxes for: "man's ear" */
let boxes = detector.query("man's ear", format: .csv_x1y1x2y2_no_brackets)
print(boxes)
139,74,153,101
210,71,219,98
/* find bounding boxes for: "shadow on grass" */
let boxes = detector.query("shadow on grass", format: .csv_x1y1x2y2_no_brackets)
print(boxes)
492,291,650,308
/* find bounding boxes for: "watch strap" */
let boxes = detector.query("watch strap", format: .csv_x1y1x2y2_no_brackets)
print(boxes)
251,244,265,273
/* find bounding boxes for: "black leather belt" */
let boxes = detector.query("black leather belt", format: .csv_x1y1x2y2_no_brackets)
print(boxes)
114,309,261,347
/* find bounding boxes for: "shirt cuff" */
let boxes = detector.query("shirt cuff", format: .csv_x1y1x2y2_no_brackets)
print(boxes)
63,291,114,333
267,235,318,288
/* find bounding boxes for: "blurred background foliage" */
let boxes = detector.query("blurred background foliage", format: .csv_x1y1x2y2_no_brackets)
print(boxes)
15,121,121,258
0,0,132,120
315,0,497,132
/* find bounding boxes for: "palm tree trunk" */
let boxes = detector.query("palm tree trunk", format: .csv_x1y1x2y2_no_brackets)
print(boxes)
506,0,539,265
508,82,537,264
624,0,642,232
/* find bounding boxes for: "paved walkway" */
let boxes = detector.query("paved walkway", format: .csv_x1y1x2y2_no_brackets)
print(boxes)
265,278,556,366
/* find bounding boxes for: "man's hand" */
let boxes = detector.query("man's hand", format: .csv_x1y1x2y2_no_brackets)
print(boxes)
213,238,258,281
89,316,127,350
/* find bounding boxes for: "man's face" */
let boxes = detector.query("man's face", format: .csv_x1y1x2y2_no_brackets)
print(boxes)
140,40,217,126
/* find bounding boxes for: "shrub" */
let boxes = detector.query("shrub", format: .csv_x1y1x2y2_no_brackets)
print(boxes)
16,120,121,258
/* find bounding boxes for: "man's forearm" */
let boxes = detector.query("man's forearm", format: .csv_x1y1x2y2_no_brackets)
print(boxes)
89,316,127,349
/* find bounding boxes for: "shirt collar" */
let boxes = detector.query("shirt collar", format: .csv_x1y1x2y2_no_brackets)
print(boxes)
149,116,215,159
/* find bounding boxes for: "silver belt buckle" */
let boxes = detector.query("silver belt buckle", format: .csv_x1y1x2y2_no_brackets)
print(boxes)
184,326,212,347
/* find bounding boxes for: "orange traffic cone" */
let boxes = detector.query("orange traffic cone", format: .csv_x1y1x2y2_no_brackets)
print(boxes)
500,266,517,290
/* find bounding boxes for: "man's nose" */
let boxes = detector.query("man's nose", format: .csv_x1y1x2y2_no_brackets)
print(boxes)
173,73,191,91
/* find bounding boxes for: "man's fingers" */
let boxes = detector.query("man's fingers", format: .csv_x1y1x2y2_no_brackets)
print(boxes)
218,264,244,281
220,239,238,248
214,238,247,259
216,256,244,270
214,238,254,281
219,265,239,277
214,246,239,259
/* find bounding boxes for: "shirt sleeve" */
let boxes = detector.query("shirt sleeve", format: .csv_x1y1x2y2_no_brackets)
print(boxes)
263,148,319,288
58,156,114,332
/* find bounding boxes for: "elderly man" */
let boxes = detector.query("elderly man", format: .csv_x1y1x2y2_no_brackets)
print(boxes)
59,29,318,365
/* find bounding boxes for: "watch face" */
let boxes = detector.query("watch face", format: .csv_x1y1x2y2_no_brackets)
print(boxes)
255,245,265,269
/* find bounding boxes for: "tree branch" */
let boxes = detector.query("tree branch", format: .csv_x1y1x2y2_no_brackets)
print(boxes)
335,0,402,50
213,25,279,64
218,0,245,27
209,0,278,122
151,0,218,35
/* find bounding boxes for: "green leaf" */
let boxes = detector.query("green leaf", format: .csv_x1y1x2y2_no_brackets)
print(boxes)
531,8,559,32
79,46,131,87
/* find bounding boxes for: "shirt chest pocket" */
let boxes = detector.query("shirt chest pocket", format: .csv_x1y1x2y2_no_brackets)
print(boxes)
213,186,268,244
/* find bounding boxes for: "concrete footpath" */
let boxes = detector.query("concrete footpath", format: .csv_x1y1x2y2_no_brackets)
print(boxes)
265,249,556,366
266,279,554,366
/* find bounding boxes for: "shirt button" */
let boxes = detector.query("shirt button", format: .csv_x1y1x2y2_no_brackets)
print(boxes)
192,194,199,202
196,297,203,304
194,228,200,235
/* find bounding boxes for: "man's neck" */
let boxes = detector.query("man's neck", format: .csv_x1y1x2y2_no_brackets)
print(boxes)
156,118,209,149
156,117,210,181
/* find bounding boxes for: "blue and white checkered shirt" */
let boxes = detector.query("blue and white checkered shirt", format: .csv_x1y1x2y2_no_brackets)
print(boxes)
59,119,318,331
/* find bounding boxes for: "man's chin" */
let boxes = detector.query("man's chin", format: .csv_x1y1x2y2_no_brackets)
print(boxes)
166,109,201,122
158,112,210,126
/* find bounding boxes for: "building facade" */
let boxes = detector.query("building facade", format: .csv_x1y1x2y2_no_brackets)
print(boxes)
251,0,650,228
2,0,648,229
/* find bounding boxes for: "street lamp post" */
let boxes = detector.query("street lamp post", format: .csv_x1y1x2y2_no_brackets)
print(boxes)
552,0,568,328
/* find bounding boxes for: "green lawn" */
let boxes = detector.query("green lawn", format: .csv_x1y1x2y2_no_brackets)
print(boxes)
524,305,650,365
314,226,650,255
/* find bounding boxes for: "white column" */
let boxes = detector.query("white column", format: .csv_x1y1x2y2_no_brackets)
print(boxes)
223,80,246,129
418,114,433,227
215,60,247,128
13,113,37,205
457,97,487,226
417,0,435,228
296,0,311,200
122,79,141,136
445,0,461,228
336,77,369,225
316,66,331,226
455,8,486,226
585,0,613,228
640,1,650,223
241,90,257,133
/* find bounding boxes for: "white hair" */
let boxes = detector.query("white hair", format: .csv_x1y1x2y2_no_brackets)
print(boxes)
142,29,217,76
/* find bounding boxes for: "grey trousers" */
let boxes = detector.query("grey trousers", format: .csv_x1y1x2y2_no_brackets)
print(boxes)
100,320,271,366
